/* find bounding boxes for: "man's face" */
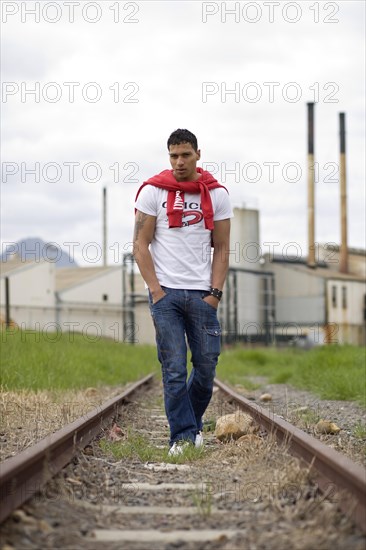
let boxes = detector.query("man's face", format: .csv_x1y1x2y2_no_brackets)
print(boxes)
168,142,201,182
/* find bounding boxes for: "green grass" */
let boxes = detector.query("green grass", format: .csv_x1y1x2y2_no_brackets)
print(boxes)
353,421,366,439
100,430,206,464
0,328,158,390
291,407,321,428
1,329,365,408
218,345,366,407
191,484,213,518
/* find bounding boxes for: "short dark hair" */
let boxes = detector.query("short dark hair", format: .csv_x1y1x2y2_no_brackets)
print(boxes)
167,129,198,151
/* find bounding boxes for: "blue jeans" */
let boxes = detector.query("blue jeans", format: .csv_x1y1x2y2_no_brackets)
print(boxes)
149,287,221,446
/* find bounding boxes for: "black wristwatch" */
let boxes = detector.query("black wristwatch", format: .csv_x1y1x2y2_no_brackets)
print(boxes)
210,287,223,301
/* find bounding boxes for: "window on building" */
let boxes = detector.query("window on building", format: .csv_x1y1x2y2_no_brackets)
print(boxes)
332,285,337,307
342,286,347,309
103,294,108,302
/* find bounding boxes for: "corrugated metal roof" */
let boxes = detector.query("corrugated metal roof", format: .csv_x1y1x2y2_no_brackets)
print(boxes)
56,267,120,291
0,257,41,276
320,243,366,257
271,260,365,282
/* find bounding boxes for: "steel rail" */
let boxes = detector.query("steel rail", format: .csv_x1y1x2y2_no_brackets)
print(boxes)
0,373,154,524
214,378,366,533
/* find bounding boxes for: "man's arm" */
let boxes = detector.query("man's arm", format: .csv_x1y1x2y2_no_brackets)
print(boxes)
203,218,231,309
132,210,166,303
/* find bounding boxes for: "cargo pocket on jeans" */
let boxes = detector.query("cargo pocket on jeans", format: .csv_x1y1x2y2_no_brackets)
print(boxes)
202,325,222,357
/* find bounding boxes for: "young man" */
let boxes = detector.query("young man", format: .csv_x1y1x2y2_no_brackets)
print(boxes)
133,129,232,456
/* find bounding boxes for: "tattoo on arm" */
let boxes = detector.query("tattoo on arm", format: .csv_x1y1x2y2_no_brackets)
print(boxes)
133,212,148,242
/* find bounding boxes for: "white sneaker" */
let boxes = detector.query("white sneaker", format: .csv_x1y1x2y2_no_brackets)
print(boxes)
195,431,204,448
168,441,190,457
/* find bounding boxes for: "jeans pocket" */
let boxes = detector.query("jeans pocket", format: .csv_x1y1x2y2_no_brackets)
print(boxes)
200,294,219,311
152,293,168,306
149,287,169,309
202,325,222,357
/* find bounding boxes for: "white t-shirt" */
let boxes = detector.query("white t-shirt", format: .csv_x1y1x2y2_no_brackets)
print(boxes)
135,185,233,290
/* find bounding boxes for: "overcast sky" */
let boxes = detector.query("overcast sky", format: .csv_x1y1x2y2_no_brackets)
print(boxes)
1,0,365,266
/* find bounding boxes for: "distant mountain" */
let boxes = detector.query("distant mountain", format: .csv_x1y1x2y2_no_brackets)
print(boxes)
1,237,78,268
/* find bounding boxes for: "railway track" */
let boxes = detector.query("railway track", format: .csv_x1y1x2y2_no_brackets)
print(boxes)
0,374,365,549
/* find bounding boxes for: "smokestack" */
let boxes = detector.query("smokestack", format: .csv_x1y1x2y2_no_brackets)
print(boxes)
103,187,107,266
339,113,348,273
307,102,316,268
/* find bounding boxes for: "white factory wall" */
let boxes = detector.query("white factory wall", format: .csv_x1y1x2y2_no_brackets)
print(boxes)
0,261,55,329
0,261,54,307
236,273,263,330
54,302,156,345
59,268,123,304
326,279,366,345
56,268,156,344
267,263,326,324
134,305,156,345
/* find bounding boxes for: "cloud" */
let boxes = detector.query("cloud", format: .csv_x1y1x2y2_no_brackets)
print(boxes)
1,0,365,263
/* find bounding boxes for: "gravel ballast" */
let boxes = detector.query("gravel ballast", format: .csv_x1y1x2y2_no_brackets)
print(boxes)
0,380,365,550
237,377,366,466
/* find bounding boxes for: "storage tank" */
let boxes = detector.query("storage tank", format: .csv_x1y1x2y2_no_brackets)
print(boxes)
229,207,261,270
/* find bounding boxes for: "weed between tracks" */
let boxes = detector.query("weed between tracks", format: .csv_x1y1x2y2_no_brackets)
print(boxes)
199,436,331,523
288,406,321,429
191,484,213,518
99,429,206,464
352,421,366,439
99,423,320,519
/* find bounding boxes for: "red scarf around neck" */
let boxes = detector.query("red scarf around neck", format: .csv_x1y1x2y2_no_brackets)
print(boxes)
135,167,227,230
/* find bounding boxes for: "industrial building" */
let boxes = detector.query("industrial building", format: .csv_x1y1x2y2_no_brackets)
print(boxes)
55,266,123,341
55,265,155,345
2,106,364,346
0,256,55,330
1,204,365,346
261,255,366,346
122,206,366,346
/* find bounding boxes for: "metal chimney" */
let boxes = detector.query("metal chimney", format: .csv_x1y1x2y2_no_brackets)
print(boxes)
103,187,107,266
339,113,348,273
307,102,316,267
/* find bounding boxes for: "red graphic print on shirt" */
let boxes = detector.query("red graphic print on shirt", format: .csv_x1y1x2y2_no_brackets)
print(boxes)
182,211,204,226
